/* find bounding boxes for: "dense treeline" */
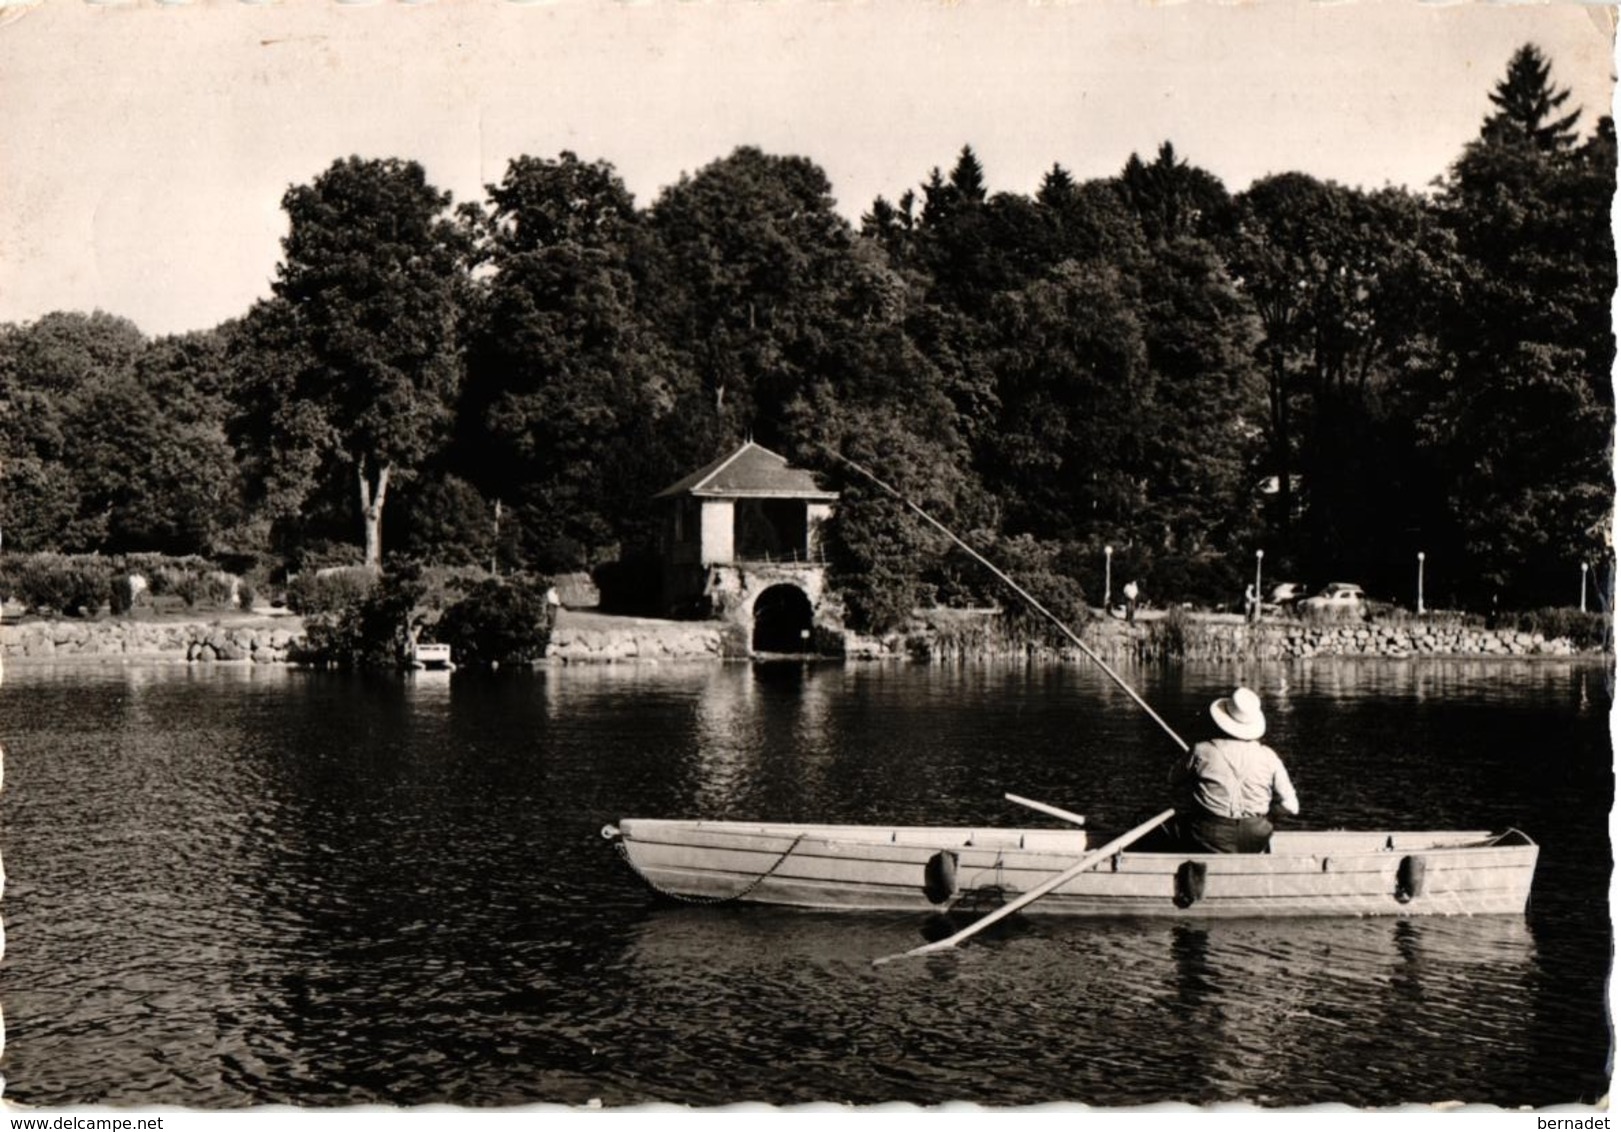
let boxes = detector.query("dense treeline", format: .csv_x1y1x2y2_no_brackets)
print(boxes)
0,45,1610,628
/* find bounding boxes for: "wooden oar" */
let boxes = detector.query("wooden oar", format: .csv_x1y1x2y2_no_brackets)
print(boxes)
873,807,1176,966
1005,793,1086,827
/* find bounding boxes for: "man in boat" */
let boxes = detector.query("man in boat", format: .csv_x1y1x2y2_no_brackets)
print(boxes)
1164,686,1298,853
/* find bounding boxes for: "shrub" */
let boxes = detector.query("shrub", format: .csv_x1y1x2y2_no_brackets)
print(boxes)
839,559,928,636
0,554,116,616
236,579,257,611
1145,604,1194,659
291,570,426,669
286,567,377,616
1503,607,1612,651
169,570,236,609
114,555,238,610
434,575,556,668
983,535,1090,645
0,552,255,618
290,541,366,573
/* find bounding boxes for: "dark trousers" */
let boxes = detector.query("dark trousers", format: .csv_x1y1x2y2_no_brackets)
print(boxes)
1183,811,1274,853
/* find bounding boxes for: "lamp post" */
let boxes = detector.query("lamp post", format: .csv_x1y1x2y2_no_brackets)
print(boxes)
1103,546,1113,611
491,499,503,577
1581,562,1589,613
1253,550,1264,622
1416,552,1426,615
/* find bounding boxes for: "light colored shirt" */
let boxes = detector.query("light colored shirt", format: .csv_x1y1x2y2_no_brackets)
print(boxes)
1170,737,1299,820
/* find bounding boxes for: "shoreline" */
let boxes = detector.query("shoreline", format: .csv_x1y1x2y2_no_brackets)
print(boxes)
0,608,1605,667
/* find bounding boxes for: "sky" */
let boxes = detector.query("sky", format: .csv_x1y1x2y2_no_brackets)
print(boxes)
0,0,1614,337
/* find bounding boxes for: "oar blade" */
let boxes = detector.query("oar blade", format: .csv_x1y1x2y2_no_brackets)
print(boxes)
873,939,955,966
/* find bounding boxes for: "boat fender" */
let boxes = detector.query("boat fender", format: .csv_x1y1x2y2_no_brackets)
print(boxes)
1174,860,1207,909
923,850,960,904
600,824,622,841
1395,855,1427,903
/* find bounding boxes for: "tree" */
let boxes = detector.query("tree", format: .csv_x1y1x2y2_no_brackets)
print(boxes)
979,259,1149,542
1229,176,1461,583
0,312,146,550
860,190,918,262
246,157,473,568
1483,44,1581,152
1118,141,1231,245
1035,164,1077,210
0,314,242,557
644,147,860,449
1425,48,1613,604
778,238,982,631
126,328,243,554
1131,235,1265,596
63,359,239,555
459,152,681,570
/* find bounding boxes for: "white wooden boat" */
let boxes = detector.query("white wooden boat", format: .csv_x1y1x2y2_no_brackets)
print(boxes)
603,819,1538,918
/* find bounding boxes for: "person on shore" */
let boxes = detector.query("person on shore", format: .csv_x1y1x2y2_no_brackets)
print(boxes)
1244,583,1259,623
1123,579,1140,624
1165,686,1298,853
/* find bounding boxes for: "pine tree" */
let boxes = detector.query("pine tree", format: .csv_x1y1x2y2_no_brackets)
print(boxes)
948,145,988,204
1483,43,1581,151
1425,47,1615,603
1035,164,1077,209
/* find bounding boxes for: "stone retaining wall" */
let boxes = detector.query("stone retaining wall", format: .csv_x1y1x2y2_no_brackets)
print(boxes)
545,619,732,663
1260,621,1577,659
906,612,1587,663
3,618,303,663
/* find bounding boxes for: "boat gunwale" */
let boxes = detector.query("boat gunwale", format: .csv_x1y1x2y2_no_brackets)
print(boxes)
616,817,1536,858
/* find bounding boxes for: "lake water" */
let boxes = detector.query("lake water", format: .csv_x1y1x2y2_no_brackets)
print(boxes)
0,657,1610,1108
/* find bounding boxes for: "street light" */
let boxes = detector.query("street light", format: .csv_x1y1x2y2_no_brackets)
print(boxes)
1416,551,1426,615
1254,550,1264,622
1581,562,1589,613
1104,546,1113,610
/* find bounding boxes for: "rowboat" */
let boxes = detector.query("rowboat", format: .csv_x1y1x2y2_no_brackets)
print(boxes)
603,818,1538,918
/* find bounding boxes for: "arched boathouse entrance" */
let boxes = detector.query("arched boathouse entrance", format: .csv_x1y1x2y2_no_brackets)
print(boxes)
751,584,816,655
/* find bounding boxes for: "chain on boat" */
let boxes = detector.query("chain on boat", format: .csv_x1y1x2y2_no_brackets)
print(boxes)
601,825,808,906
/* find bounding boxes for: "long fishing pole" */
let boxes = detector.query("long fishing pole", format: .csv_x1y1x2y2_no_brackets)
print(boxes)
829,450,1189,754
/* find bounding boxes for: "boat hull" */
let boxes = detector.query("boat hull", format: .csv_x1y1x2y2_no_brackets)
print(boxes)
608,819,1538,918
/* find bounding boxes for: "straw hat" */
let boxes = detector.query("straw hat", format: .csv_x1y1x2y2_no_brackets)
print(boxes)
1210,686,1266,741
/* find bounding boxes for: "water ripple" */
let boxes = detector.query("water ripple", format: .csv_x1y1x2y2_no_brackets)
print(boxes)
0,661,1608,1107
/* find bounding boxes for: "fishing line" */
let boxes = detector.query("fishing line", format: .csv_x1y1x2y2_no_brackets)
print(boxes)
827,449,1189,754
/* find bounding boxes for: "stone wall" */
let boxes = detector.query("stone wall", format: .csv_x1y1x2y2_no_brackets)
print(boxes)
545,618,732,663
3,618,303,663
896,610,1588,663
1257,621,1579,659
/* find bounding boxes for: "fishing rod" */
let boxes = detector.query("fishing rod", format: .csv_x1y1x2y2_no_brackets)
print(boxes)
828,450,1189,754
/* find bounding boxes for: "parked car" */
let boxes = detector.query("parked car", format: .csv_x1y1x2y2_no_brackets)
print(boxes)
1300,582,1370,621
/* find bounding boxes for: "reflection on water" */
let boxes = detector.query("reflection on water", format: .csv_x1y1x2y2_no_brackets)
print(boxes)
0,657,1608,1107
612,908,1543,1106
